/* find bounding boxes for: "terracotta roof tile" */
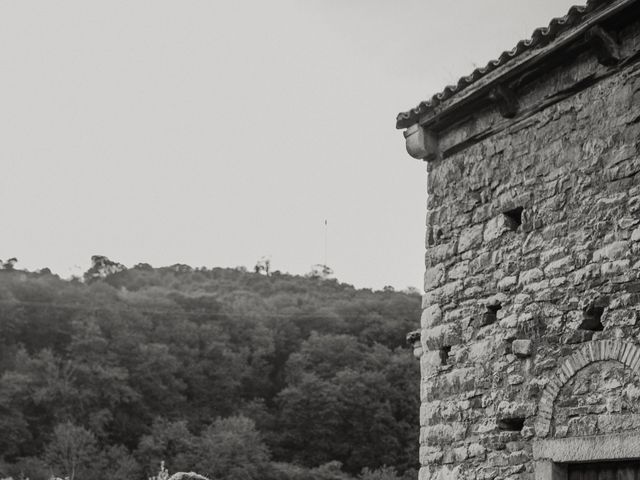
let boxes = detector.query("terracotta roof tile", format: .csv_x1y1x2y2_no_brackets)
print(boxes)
396,0,610,129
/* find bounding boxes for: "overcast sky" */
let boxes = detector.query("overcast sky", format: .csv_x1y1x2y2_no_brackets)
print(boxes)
1,0,580,290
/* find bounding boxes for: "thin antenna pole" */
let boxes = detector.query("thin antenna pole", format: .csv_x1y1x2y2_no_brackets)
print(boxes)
324,219,328,267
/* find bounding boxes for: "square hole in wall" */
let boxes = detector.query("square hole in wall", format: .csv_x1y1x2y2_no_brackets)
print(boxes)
498,417,525,432
579,305,605,331
439,346,451,365
503,207,524,230
482,303,502,326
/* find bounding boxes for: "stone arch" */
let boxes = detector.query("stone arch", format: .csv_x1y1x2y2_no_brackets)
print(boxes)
535,340,640,438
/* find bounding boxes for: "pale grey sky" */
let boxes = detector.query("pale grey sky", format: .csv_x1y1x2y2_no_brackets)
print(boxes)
1,0,580,290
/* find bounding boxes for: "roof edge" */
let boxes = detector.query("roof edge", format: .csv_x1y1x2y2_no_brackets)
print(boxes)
396,0,636,130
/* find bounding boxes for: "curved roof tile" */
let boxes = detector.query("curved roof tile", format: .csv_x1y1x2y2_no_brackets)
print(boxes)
396,0,608,129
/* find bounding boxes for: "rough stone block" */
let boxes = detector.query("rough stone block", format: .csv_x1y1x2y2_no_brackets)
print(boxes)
499,314,518,329
541,246,567,264
447,260,469,280
523,279,550,294
497,275,518,291
434,367,478,397
423,281,463,306
434,465,462,480
566,416,597,436
606,310,637,327
497,401,535,419
487,451,509,467
426,242,457,267
468,442,487,459
422,304,443,329
425,263,446,290
593,241,629,262
422,323,462,351
459,224,484,252
421,379,434,402
421,351,443,377
477,467,498,480
423,422,467,445
420,445,443,464
544,256,573,277
469,252,493,274
418,467,431,480
511,339,533,357
569,264,600,285
484,215,512,243
601,260,631,277
420,401,440,426
518,268,544,286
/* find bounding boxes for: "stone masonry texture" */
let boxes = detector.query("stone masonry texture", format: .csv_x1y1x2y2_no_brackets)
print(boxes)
414,13,640,480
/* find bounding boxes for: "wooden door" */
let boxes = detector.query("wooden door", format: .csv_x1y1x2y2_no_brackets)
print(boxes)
568,461,640,480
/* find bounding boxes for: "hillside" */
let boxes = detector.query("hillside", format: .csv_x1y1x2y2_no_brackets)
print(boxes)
0,259,421,480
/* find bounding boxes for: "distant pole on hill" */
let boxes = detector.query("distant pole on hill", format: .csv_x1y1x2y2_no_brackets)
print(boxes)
324,219,328,269
308,220,333,279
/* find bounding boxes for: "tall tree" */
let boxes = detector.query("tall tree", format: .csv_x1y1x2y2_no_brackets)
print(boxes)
44,422,98,480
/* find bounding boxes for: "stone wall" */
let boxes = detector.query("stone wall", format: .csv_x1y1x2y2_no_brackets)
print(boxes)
418,18,640,480
552,360,640,437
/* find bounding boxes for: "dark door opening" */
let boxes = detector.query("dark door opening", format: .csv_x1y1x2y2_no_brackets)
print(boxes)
568,461,640,480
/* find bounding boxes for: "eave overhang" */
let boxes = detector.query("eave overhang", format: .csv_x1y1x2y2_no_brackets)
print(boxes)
397,0,640,161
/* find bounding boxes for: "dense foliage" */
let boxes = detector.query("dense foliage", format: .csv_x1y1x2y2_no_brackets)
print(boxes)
0,259,420,480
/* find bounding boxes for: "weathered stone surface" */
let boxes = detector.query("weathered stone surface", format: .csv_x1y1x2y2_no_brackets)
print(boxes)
544,256,573,277
423,281,463,306
434,466,462,480
570,264,601,285
453,446,468,462
448,261,470,281
497,276,518,292
469,443,487,459
422,323,462,351
421,351,443,378
518,268,544,286
407,11,640,480
484,216,512,243
424,423,468,445
511,340,533,358
601,260,630,277
422,304,444,329
459,224,485,253
425,263,447,290
593,242,629,262
426,242,458,267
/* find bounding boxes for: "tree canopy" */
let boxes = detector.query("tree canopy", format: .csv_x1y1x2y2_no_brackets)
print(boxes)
0,259,420,480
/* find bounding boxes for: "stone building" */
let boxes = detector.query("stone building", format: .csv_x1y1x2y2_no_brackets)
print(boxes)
398,2,640,480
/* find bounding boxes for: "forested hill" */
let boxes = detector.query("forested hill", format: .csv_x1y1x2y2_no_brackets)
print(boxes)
0,259,421,480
